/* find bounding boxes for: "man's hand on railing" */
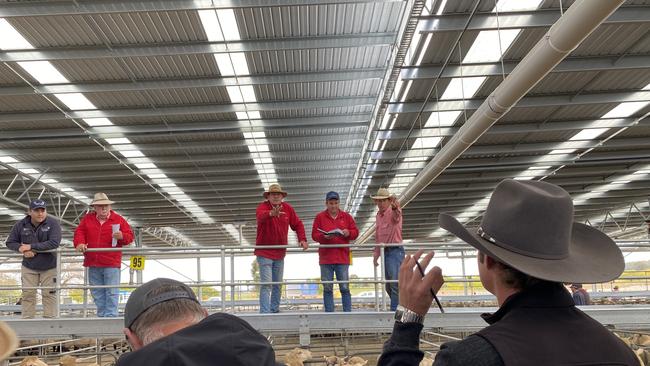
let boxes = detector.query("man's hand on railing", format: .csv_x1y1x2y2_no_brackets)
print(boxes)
76,244,88,252
18,244,31,253
373,249,380,267
23,250,36,258
299,240,309,251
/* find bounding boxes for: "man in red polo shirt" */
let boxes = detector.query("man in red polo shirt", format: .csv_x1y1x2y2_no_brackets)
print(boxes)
312,191,359,312
255,184,308,313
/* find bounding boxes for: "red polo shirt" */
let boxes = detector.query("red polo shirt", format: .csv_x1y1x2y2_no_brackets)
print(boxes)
312,209,359,264
254,201,306,260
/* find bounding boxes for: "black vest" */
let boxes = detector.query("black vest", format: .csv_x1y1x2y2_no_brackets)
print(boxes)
476,282,638,366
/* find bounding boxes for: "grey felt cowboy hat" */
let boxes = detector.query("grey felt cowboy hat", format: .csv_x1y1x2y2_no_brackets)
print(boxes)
439,179,624,283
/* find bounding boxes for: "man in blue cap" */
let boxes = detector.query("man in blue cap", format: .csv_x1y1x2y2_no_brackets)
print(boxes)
6,199,62,318
312,191,359,312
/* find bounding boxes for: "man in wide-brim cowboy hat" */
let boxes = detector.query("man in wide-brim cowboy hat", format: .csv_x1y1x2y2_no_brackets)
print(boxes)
255,184,308,313
74,193,134,318
370,187,404,311
378,179,638,366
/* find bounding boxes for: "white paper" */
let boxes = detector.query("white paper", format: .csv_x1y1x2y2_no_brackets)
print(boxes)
111,224,120,247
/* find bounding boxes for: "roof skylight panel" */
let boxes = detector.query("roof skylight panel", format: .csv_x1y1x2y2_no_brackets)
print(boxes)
494,0,544,12
17,61,69,84
215,54,235,76
119,150,145,158
0,156,18,163
240,85,256,103
105,138,132,145
0,19,33,49
569,128,609,141
231,53,250,75
83,118,113,126
462,30,520,63
198,10,225,42
425,111,461,127
602,102,648,119
226,86,244,103
216,9,241,41
440,77,486,100
54,93,96,110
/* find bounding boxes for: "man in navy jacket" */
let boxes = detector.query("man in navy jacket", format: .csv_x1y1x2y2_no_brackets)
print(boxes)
6,199,61,318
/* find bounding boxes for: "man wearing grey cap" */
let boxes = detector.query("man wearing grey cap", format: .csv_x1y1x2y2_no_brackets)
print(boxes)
118,278,282,366
5,199,61,318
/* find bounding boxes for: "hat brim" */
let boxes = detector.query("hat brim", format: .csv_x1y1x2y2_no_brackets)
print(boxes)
92,200,115,205
371,195,390,200
438,213,624,283
0,321,18,361
263,191,287,198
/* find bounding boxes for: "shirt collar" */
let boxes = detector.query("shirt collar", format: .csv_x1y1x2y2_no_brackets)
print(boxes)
480,282,574,325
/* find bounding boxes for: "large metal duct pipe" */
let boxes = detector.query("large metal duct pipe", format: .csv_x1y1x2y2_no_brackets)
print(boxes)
358,0,625,243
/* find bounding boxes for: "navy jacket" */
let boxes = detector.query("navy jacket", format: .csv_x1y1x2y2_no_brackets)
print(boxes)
6,215,61,271
379,282,637,366
116,313,282,366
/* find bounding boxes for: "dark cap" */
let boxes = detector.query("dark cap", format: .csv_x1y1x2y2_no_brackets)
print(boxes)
570,283,583,289
29,199,46,210
124,278,199,328
325,191,339,201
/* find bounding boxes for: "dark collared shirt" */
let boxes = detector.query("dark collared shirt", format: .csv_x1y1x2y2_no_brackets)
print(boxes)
6,215,61,270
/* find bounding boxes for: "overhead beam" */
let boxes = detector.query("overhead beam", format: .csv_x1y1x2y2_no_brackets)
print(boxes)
387,90,650,114
369,137,650,159
2,90,647,123
418,7,649,32
0,34,396,62
400,54,650,80
0,115,371,141
0,0,405,17
0,69,385,96
0,97,377,122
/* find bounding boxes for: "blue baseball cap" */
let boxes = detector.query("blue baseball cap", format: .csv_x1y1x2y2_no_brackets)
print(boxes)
325,191,339,201
29,199,46,210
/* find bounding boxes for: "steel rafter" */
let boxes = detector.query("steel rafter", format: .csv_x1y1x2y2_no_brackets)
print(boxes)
0,34,396,62
0,0,405,17
417,7,650,32
0,69,385,96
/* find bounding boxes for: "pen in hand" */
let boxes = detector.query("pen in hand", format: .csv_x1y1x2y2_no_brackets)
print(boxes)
415,261,445,313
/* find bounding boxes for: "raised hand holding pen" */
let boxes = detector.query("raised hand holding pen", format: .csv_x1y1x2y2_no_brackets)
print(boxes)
398,250,445,316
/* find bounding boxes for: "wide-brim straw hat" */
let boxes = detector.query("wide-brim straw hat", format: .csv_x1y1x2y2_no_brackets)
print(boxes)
439,179,624,284
263,184,287,198
371,187,392,200
0,321,18,361
91,192,115,205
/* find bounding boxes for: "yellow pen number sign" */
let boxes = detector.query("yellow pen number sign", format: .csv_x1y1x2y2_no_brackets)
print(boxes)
130,256,145,270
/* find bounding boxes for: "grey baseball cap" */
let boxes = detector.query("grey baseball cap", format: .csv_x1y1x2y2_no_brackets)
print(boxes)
124,278,199,329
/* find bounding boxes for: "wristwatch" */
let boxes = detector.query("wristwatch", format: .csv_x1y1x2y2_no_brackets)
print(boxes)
394,305,424,324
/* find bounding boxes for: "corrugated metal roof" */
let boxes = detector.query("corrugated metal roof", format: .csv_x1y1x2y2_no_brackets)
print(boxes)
0,1,649,246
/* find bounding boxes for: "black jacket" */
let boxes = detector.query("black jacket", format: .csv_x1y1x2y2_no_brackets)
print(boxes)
379,282,638,366
117,313,283,366
6,216,61,270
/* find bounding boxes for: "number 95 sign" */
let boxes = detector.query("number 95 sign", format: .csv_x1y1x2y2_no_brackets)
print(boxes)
130,256,145,270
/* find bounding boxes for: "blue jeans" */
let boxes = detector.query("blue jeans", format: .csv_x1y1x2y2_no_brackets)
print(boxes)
321,264,352,312
88,267,120,317
384,247,404,311
257,256,284,313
